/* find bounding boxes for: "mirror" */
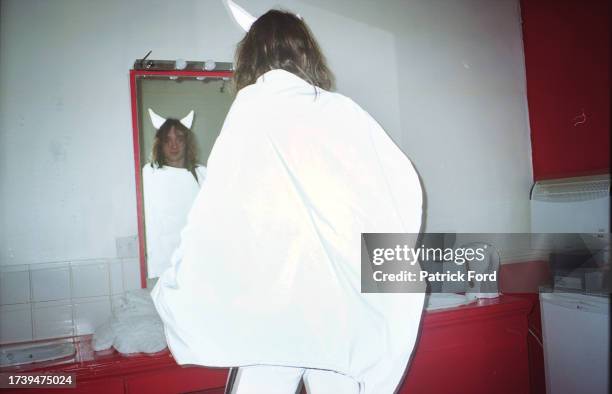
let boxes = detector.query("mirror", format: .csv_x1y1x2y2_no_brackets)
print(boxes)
130,65,234,287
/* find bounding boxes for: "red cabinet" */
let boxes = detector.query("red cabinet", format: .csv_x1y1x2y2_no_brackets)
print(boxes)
399,296,531,394
124,366,227,394
521,0,610,180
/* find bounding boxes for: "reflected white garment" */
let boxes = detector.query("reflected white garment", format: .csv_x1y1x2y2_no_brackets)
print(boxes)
143,164,206,278
151,69,425,394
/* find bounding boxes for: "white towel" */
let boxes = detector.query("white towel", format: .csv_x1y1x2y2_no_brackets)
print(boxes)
92,289,167,354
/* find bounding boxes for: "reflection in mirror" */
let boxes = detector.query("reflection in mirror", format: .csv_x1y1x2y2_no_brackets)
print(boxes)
134,75,234,285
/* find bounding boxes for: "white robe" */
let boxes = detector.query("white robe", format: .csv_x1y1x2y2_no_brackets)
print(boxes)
151,69,425,394
142,164,206,278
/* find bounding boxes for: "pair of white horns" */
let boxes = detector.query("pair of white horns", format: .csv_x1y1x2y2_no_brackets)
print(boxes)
148,108,195,130
225,0,302,32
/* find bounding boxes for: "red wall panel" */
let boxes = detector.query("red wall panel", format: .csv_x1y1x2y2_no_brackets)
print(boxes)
521,0,610,180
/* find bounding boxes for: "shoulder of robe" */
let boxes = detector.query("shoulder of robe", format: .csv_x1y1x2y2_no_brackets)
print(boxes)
213,86,262,144
143,162,163,170
316,91,382,133
225,84,375,137
232,82,264,104
336,93,373,118
142,163,155,177
195,165,207,179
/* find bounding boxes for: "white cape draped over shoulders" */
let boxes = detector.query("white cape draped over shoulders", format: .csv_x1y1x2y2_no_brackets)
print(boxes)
151,69,425,394
143,164,206,278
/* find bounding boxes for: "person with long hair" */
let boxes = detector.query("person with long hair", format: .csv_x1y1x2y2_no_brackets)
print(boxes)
149,118,202,182
143,111,206,280
152,6,424,394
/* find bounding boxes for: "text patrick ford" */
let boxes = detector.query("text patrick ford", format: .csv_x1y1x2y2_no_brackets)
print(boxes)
373,270,497,283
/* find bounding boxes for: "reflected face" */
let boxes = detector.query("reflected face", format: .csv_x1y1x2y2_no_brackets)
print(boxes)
163,127,187,167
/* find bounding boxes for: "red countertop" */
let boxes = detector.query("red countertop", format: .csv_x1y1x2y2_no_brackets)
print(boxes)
1,295,533,394
423,294,532,326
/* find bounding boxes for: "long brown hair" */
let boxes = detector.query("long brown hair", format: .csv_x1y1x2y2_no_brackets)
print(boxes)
233,10,334,92
150,119,200,182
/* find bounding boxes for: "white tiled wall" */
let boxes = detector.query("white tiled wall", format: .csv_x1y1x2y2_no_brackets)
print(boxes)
0,258,142,344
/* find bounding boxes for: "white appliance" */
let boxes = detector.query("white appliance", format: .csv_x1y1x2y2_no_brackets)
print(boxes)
530,175,610,234
540,292,610,394
532,175,610,394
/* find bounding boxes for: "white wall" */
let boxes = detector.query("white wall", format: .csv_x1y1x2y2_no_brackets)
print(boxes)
0,0,533,267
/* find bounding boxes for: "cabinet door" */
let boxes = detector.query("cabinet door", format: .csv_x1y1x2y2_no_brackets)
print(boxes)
125,366,228,394
399,314,529,394
521,0,610,180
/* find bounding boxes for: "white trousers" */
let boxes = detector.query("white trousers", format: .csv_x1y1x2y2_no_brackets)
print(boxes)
229,365,360,394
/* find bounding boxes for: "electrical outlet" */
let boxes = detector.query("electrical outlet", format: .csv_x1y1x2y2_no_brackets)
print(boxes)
116,235,139,258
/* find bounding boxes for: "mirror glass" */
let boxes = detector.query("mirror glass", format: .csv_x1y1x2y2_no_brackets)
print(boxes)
132,73,234,286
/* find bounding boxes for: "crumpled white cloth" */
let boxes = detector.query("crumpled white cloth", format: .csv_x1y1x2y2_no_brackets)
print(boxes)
151,69,425,394
92,289,167,354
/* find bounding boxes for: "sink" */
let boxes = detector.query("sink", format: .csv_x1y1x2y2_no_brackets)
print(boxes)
0,339,75,367
425,293,477,311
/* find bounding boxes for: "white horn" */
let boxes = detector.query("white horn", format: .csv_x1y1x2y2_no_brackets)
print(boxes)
148,108,167,130
180,110,195,129
225,0,257,32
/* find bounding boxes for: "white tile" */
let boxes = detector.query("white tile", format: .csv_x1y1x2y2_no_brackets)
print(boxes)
122,258,142,291
0,270,30,305
30,265,71,302
32,300,73,340
0,264,29,273
116,235,139,258
73,296,111,335
30,261,70,270
0,304,33,344
71,261,110,298
109,259,124,295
